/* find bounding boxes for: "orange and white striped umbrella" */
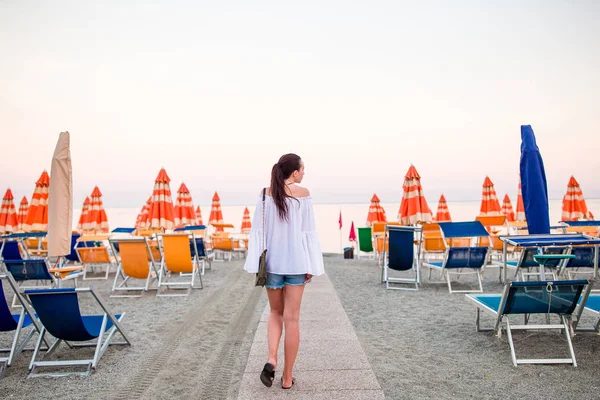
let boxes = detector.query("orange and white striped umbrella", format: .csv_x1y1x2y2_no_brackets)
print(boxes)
196,206,203,226
398,165,432,225
148,168,175,230
77,197,91,232
479,176,501,216
0,189,19,234
515,181,526,221
367,194,386,226
241,207,252,234
209,192,224,231
174,183,197,228
434,194,451,222
562,176,588,221
135,197,152,230
17,196,28,232
501,194,516,222
87,186,109,233
24,171,50,232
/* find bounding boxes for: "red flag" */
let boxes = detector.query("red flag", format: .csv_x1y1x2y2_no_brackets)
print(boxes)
349,221,356,241
338,210,343,230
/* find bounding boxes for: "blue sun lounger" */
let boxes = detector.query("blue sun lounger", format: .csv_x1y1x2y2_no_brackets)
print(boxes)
0,278,38,370
502,247,569,281
422,221,490,293
466,279,592,366
381,225,422,290
25,287,131,377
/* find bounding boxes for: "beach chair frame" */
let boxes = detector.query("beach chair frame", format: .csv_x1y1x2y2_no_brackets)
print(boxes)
381,225,422,290
573,294,600,333
466,279,592,367
157,233,203,297
0,276,49,369
422,221,490,294
108,237,159,297
75,236,114,280
25,287,131,377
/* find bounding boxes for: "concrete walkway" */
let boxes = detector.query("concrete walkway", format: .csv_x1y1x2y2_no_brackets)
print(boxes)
237,274,385,399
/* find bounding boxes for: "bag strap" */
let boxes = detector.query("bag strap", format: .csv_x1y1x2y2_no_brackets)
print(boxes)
262,188,266,251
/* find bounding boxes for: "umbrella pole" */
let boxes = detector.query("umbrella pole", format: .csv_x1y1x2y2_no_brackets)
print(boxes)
339,229,343,255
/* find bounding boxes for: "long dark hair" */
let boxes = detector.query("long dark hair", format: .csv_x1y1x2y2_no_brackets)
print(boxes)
270,153,302,221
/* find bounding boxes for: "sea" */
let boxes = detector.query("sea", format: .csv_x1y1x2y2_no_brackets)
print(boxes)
86,199,600,254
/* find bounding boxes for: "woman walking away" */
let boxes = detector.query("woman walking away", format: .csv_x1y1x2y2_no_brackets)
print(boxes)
244,153,324,390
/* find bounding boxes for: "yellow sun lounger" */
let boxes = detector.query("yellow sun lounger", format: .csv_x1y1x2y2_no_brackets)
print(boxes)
108,238,159,298
157,234,203,297
75,235,115,280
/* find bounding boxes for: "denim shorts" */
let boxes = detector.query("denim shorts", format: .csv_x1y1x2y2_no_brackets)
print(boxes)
265,273,309,290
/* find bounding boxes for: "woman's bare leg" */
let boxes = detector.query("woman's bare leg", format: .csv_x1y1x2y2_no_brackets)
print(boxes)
266,288,285,370
281,284,305,387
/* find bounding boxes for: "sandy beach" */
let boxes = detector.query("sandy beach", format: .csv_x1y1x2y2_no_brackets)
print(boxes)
2,256,600,399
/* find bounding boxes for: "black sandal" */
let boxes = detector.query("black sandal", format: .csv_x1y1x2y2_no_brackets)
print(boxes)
260,363,275,387
281,377,295,389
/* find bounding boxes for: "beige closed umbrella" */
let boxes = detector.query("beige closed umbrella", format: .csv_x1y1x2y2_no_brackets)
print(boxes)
48,131,73,258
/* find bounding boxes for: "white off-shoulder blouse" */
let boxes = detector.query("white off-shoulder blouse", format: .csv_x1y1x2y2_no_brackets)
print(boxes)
243,194,325,276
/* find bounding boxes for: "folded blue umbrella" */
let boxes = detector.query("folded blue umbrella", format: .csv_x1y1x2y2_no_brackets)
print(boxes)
519,125,550,234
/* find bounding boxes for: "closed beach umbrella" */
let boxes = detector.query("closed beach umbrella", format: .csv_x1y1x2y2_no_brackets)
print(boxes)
349,221,357,242
196,206,203,226
209,192,224,231
48,131,73,257
398,165,432,225
0,189,19,234
434,194,452,222
148,168,175,231
87,186,109,233
561,176,588,221
24,170,50,232
515,181,526,222
77,197,90,232
241,207,252,234
367,194,386,226
479,176,502,216
587,210,595,220
17,196,29,232
520,125,550,235
135,197,152,230
173,183,197,228
501,194,516,222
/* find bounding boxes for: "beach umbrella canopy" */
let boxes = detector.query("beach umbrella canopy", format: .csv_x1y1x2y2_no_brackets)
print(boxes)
77,197,91,232
209,192,224,231
241,207,252,234
87,186,109,233
515,181,526,222
501,194,516,222
48,131,73,257
17,196,28,232
196,206,203,226
148,168,175,231
398,165,432,225
24,170,50,232
520,125,550,235
173,183,197,228
434,194,452,222
367,194,386,226
0,189,19,234
135,197,152,230
479,176,502,216
349,221,357,242
561,176,588,221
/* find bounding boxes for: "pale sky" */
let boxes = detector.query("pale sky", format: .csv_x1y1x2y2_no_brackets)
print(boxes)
1,1,599,208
